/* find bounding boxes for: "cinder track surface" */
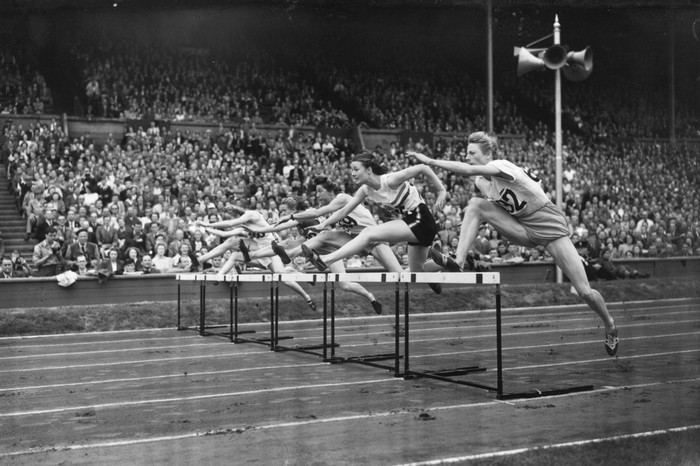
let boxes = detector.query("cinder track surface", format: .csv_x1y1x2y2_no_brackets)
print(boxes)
1,298,699,465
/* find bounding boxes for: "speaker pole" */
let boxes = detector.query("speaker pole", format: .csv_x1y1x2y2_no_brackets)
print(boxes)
554,14,563,285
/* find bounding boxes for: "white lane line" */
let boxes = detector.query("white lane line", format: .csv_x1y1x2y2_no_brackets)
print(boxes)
0,342,248,360
1,299,695,344
0,351,275,374
1,329,697,377
498,348,700,372
0,378,401,418
3,336,698,393
1,313,697,360
1,376,699,458
309,327,700,351
400,424,700,465
0,362,325,393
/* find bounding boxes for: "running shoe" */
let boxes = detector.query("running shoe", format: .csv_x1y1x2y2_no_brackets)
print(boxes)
371,300,382,315
428,248,463,272
605,330,619,356
239,239,251,263
307,299,317,312
428,283,442,294
465,254,476,271
271,240,292,264
301,244,328,272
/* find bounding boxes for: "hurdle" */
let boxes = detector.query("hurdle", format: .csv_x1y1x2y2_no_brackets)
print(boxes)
269,273,339,357
175,273,263,343
313,272,404,372
175,272,332,351
301,271,593,399
177,271,595,399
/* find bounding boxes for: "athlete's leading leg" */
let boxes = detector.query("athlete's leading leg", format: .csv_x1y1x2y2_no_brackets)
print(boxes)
369,243,403,273
455,198,534,269
319,221,415,266
198,237,239,264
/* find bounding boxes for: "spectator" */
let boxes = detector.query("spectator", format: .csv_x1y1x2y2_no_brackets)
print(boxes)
96,211,119,254
33,227,64,277
9,250,33,277
98,248,124,276
139,254,161,274
64,228,101,270
151,242,173,273
1,255,28,278
72,254,96,277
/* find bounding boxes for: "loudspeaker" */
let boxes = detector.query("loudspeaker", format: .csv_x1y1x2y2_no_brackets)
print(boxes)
516,47,545,76
562,46,593,82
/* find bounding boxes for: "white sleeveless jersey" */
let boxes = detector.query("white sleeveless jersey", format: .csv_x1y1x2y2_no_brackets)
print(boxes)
333,193,376,235
360,174,423,215
244,211,279,246
475,159,550,217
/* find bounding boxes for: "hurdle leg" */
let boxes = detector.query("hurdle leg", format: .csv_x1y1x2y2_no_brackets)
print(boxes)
322,279,329,361
272,277,279,351
403,282,410,378
234,282,240,342
496,283,503,397
394,282,401,377
330,280,336,359
177,283,182,330
199,282,206,336
229,282,234,343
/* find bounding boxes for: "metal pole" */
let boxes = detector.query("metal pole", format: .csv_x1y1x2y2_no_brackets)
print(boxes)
669,8,676,147
487,0,494,134
554,15,564,284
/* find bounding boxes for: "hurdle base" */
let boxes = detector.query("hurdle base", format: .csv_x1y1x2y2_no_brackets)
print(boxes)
334,353,399,363
403,366,485,379
277,343,340,351
497,385,595,400
329,353,402,373
178,324,243,335
232,335,294,346
253,335,294,343
276,343,340,357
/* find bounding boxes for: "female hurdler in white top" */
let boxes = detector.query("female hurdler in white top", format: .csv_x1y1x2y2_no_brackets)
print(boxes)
410,131,618,356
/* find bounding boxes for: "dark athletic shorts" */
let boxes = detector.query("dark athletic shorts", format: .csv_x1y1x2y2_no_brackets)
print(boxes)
404,203,437,247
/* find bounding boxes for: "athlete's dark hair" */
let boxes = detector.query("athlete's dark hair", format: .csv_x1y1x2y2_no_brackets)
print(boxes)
313,176,343,194
351,151,388,175
280,196,298,211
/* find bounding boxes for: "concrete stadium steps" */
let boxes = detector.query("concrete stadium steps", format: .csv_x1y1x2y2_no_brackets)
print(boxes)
0,164,34,262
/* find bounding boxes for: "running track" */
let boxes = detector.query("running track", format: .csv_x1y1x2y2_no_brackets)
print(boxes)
1,298,699,465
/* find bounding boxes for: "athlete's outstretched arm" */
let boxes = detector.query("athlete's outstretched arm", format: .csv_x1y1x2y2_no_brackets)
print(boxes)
199,211,255,229
203,226,247,238
245,219,299,234
387,164,447,211
408,151,500,178
293,196,349,220
312,191,367,231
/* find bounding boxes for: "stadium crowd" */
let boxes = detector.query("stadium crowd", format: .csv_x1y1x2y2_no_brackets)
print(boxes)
1,36,699,280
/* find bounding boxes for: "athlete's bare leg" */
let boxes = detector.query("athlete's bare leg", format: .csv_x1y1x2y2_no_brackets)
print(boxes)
546,236,616,333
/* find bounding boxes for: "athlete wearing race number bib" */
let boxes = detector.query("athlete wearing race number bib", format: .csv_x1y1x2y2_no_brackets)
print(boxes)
410,131,619,356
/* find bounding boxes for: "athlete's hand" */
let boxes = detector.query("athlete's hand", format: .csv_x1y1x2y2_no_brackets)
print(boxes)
306,223,325,233
435,190,447,211
276,215,292,225
407,151,432,165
